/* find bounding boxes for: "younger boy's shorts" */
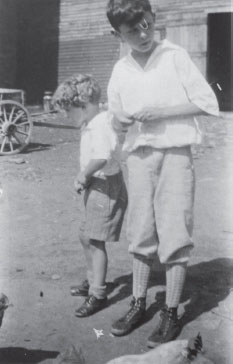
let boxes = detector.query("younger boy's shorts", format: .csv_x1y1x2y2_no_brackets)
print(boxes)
127,146,195,264
79,171,127,242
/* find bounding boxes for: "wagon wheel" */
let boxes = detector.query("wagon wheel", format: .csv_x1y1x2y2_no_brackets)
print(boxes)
0,100,32,155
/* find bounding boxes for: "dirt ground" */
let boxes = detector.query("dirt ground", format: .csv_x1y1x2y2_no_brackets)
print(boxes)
0,111,232,364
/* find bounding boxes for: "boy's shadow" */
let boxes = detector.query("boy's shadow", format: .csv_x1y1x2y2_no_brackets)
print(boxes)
107,257,233,329
180,257,233,326
0,347,59,363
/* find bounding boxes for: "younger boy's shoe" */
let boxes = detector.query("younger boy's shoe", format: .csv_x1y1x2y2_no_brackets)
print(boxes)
147,305,181,347
70,279,89,296
75,295,107,317
111,297,146,336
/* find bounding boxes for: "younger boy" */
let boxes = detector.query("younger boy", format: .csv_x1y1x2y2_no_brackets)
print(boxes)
53,74,127,317
106,0,219,346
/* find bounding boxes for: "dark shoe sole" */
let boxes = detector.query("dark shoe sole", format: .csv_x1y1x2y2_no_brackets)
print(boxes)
70,287,89,297
147,338,160,348
147,326,181,347
111,326,132,336
75,298,108,318
111,312,145,336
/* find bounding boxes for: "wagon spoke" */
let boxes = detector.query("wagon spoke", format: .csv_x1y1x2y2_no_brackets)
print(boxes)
9,141,14,152
15,129,29,137
11,110,25,124
9,106,16,123
15,121,30,127
3,107,7,122
1,136,7,153
12,133,22,145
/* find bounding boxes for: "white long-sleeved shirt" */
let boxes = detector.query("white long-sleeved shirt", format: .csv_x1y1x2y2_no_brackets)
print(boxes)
108,39,219,152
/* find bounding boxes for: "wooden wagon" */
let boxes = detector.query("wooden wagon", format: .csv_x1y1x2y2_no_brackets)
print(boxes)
0,88,33,155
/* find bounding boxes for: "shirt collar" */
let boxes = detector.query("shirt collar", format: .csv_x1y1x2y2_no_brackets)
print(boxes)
125,39,178,70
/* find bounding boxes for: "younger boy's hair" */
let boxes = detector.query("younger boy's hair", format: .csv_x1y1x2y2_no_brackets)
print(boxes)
52,74,101,110
106,0,152,31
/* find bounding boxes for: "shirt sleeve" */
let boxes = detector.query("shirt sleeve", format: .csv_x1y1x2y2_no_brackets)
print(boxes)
107,65,123,113
174,49,219,116
90,122,111,160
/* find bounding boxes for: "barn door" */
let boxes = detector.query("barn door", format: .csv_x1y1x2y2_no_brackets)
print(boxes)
207,12,232,111
16,0,60,105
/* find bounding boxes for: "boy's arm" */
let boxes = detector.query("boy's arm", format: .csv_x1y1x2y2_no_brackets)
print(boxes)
108,66,135,129
133,49,219,123
79,159,107,182
132,103,204,123
74,159,107,193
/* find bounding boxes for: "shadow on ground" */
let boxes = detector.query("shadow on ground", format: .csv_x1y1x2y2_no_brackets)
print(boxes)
0,347,59,364
22,143,53,154
107,257,233,329
181,257,233,325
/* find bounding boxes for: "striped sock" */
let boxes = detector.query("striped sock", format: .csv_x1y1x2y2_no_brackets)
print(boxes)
165,263,187,308
133,254,153,299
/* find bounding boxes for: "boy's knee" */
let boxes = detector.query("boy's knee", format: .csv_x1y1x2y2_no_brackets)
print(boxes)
79,230,90,246
90,239,106,250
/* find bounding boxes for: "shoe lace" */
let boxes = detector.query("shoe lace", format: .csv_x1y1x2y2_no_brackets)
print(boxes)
162,311,178,336
125,299,143,321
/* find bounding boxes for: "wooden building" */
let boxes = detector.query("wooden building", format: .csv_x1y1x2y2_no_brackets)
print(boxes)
0,0,232,109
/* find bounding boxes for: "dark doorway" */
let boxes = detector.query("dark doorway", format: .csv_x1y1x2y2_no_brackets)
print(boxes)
207,12,233,111
16,0,60,105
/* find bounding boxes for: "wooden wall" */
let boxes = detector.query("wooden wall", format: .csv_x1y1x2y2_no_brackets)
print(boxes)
58,0,120,102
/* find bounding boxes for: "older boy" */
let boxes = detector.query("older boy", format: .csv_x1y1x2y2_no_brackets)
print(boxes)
106,0,219,346
53,74,127,317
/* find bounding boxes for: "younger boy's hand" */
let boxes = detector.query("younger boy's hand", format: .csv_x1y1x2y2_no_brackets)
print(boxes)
133,107,163,123
74,180,84,194
112,111,135,131
77,172,88,186
74,172,89,194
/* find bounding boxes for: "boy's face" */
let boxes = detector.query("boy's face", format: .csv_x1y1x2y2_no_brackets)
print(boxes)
118,11,156,54
66,106,87,129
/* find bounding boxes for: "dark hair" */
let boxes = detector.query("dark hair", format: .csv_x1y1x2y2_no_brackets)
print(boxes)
106,0,152,31
52,74,101,110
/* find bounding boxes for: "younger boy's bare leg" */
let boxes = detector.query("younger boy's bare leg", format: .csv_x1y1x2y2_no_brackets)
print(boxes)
70,233,92,296
89,239,108,299
75,239,108,317
80,234,93,284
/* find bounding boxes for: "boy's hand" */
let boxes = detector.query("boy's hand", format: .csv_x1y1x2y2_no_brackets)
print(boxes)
74,180,84,194
74,172,89,194
133,107,163,123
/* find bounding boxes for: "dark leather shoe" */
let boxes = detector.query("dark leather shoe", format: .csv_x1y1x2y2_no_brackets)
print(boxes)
147,305,181,347
75,295,107,317
111,297,146,336
70,279,89,296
